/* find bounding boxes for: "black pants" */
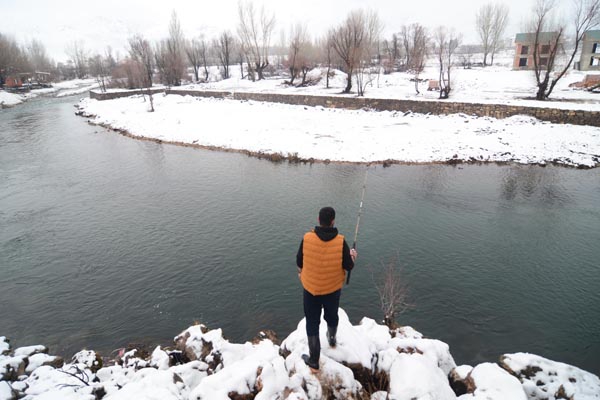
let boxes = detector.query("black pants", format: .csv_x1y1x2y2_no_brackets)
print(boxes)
303,289,341,336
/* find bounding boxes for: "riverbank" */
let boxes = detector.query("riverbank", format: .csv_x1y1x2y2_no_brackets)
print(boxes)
1,310,598,400
78,93,600,168
0,80,99,109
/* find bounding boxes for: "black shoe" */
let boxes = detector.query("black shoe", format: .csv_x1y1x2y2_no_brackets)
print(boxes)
327,326,337,347
302,335,320,371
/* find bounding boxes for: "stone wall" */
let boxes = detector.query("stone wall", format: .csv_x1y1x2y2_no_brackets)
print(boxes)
89,89,600,127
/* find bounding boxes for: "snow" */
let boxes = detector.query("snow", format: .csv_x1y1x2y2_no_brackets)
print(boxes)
2,312,599,399
14,345,47,357
25,354,58,373
0,91,24,107
457,363,527,400
388,352,457,400
501,352,600,400
0,338,8,356
80,92,600,168
179,50,600,112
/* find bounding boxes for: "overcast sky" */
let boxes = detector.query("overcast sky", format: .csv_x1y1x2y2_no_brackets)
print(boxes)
1,0,571,62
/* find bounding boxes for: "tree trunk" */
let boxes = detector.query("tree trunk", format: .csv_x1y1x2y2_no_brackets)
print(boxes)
193,66,199,82
483,53,488,66
343,70,353,93
536,82,547,100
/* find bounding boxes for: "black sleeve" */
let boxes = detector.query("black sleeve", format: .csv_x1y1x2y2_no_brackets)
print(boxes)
342,240,354,271
296,240,304,268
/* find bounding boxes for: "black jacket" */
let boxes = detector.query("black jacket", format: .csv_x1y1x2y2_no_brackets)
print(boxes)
296,226,354,271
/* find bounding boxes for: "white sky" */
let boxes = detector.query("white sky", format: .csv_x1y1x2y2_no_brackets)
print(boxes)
1,0,572,62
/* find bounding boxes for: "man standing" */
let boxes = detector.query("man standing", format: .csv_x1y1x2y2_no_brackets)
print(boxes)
296,206,357,372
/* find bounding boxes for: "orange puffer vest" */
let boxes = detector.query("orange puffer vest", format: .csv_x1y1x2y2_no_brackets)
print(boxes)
301,231,345,296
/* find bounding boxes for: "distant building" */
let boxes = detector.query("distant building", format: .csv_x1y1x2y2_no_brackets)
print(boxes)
577,30,600,71
513,32,559,70
4,76,23,88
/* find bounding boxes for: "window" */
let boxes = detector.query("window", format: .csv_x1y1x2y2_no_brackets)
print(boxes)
519,57,528,67
593,43,600,54
592,57,600,66
520,45,529,55
539,57,548,66
541,44,550,54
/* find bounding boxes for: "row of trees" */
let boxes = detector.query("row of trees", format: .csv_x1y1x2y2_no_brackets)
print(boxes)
0,35,55,85
2,0,599,102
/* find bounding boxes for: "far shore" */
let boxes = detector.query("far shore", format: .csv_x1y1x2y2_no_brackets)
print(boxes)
77,93,600,169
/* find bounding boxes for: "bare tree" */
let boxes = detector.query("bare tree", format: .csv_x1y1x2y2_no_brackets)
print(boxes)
401,24,429,94
330,9,380,94
237,1,276,81
186,39,203,82
213,31,235,80
490,3,509,65
66,41,88,79
27,39,53,73
476,2,510,66
433,27,462,99
287,22,309,85
382,33,401,74
155,10,186,86
128,34,155,112
530,0,600,100
369,258,411,328
89,53,110,92
0,33,30,85
354,10,382,97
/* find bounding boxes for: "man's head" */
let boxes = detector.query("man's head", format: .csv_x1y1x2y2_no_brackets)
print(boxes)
318,207,336,227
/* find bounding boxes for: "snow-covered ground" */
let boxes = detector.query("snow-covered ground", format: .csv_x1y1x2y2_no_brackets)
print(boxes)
177,51,600,112
79,93,600,168
1,311,598,400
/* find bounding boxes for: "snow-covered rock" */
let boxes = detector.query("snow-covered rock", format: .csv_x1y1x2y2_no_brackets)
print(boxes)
457,362,527,400
2,310,599,400
103,368,187,400
0,91,24,107
14,345,47,358
500,353,600,400
387,352,457,400
0,338,9,356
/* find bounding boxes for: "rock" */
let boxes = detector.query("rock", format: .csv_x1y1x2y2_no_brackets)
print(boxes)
449,365,473,396
25,354,64,373
500,353,600,400
388,337,456,375
0,338,9,356
387,352,457,400
0,381,18,400
0,356,27,382
72,350,103,373
457,362,527,400
149,346,170,370
13,345,48,357
251,330,279,345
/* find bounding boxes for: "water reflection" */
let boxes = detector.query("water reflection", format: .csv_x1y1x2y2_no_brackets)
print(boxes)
500,165,571,206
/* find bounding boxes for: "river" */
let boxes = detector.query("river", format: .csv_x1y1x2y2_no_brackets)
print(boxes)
1,95,599,374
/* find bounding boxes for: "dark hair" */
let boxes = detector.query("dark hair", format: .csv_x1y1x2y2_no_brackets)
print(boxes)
319,207,336,227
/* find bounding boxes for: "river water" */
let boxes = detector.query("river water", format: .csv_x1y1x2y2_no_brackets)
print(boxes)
1,96,599,374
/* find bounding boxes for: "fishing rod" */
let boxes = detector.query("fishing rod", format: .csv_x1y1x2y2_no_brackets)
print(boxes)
347,168,369,285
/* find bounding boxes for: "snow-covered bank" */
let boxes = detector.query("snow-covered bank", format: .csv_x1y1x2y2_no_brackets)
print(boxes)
1,79,100,108
1,311,598,400
0,91,25,108
79,94,600,168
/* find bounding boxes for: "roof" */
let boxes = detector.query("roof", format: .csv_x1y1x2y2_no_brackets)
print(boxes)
584,30,600,40
515,32,559,44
